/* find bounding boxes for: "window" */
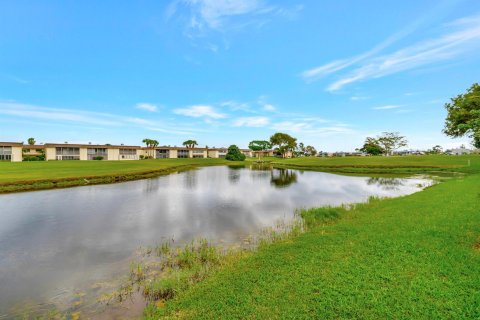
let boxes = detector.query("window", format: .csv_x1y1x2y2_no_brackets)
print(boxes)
178,150,189,158
87,148,108,160
55,147,80,160
0,146,12,161
156,149,170,159
119,148,138,160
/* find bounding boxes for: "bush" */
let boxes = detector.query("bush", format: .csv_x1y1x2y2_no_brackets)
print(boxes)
140,155,145,159
23,156,45,161
225,145,246,161
93,156,104,160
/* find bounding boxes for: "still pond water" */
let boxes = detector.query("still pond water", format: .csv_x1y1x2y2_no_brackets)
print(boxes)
0,166,432,316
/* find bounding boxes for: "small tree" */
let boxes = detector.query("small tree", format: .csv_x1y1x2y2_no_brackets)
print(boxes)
305,145,317,156
358,137,384,155
27,138,36,145
183,140,198,148
142,138,159,158
225,145,246,161
248,140,272,160
377,132,408,156
443,83,480,148
270,132,297,158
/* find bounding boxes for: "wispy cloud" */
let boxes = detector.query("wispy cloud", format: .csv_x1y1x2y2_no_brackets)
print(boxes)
233,116,269,127
173,105,227,119
220,100,253,112
271,118,354,137
167,0,302,42
135,103,158,112
350,96,369,101
302,14,480,91
372,105,401,110
263,103,276,112
0,101,200,135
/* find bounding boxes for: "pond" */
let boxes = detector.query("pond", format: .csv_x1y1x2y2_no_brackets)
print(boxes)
0,166,433,317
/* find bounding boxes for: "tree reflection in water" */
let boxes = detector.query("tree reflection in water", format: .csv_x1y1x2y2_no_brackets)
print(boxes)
367,177,404,190
270,169,298,188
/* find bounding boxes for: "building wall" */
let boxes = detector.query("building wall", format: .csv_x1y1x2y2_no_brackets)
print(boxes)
79,148,88,161
169,149,178,158
11,146,23,162
108,148,120,161
45,147,56,160
208,150,219,158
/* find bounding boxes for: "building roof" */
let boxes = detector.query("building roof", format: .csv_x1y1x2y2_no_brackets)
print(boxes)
43,143,140,149
0,142,23,147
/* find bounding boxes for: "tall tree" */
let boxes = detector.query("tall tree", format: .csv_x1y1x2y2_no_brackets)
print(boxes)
443,83,480,148
182,140,198,148
358,137,384,155
27,137,36,145
142,138,159,158
248,140,272,159
304,145,317,156
377,132,408,156
270,132,297,158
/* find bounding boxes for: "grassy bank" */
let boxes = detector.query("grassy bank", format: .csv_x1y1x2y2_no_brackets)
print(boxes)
145,155,480,319
271,154,477,174
0,155,476,193
0,158,230,193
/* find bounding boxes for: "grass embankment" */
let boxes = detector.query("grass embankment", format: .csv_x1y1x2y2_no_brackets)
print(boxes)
146,155,480,319
0,155,475,193
271,154,476,174
0,158,231,193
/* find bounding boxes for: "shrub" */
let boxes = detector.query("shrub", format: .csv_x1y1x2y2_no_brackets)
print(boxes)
93,156,104,160
225,145,246,161
140,155,145,160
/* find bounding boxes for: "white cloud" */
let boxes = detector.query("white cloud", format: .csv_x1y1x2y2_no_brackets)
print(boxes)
373,105,401,110
0,101,203,135
271,120,354,137
168,0,300,40
135,103,158,112
350,96,369,101
263,104,276,112
173,105,227,119
233,116,269,127
302,14,480,91
220,100,253,112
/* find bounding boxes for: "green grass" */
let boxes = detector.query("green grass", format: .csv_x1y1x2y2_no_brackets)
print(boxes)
0,158,232,193
271,154,478,174
0,155,477,193
145,155,480,319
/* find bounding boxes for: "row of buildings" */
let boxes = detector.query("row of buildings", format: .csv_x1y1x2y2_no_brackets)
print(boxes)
0,142,275,162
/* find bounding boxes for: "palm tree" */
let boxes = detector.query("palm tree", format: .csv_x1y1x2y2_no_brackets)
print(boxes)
182,140,198,149
27,137,36,145
143,138,159,158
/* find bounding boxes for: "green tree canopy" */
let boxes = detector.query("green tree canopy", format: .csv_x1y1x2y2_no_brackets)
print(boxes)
225,145,246,161
248,140,271,151
27,137,36,145
377,132,408,156
358,137,384,155
443,83,480,148
183,140,198,148
269,132,297,158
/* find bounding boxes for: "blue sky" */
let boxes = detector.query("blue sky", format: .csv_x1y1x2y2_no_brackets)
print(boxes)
1,0,479,151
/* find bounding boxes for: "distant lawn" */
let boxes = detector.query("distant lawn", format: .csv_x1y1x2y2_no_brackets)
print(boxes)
0,155,477,193
0,158,229,183
149,159,480,319
271,155,477,174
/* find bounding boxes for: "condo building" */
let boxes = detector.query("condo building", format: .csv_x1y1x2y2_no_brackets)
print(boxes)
0,142,274,162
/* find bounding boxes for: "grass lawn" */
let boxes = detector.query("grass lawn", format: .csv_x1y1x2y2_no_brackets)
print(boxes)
271,154,477,174
0,158,231,192
144,154,480,319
